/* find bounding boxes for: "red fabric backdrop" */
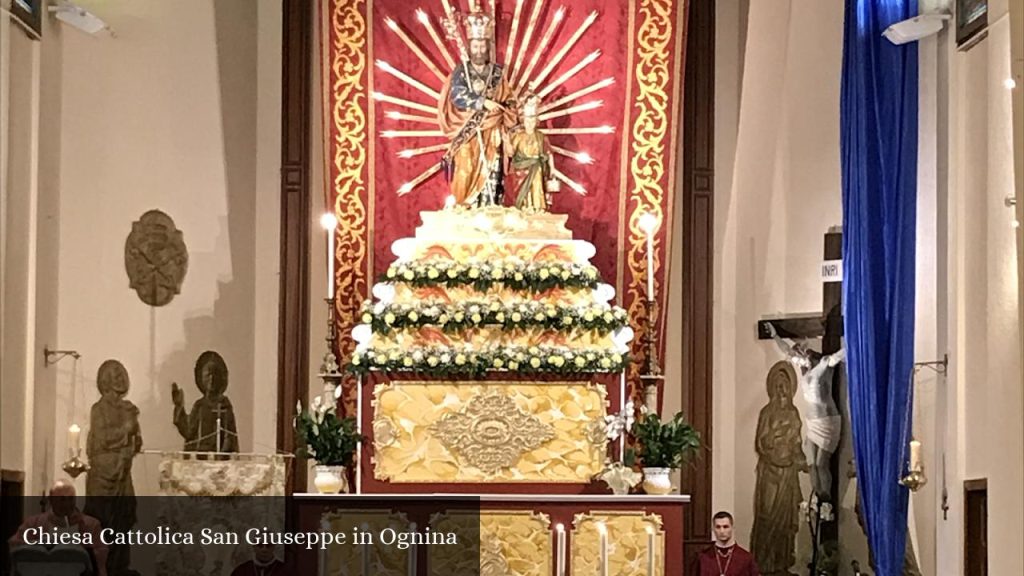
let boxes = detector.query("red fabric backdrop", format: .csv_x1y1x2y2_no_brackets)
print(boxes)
321,0,687,413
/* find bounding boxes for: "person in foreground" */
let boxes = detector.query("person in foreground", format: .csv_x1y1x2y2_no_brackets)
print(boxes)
693,511,760,576
9,479,109,576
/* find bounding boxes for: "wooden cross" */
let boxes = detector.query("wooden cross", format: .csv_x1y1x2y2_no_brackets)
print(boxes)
757,227,843,547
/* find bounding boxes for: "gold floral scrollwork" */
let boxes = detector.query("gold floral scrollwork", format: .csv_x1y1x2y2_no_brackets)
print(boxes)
626,0,675,392
372,416,397,452
480,532,512,576
430,390,555,474
571,511,665,576
324,0,369,415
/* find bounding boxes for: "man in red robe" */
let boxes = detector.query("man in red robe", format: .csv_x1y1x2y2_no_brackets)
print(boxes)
692,511,761,576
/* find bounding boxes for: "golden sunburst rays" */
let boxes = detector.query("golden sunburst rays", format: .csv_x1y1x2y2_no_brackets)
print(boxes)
377,1,616,198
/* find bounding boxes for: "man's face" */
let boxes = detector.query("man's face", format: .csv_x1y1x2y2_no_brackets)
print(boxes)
469,39,489,65
253,543,276,564
713,518,733,544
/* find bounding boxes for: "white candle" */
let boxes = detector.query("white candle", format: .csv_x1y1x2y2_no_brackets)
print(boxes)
445,195,456,209
356,374,363,494
555,524,565,576
597,522,608,576
910,440,922,470
361,524,372,574
408,522,417,576
639,212,658,298
646,231,654,297
619,372,627,460
320,213,338,300
646,526,655,576
68,424,81,452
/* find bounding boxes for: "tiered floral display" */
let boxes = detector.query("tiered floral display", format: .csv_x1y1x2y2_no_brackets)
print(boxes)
347,206,632,377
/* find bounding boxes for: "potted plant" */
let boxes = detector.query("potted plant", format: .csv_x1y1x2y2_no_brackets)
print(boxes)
295,396,361,493
631,411,701,494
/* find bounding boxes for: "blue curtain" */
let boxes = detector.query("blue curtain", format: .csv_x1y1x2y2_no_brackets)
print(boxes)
840,1,918,575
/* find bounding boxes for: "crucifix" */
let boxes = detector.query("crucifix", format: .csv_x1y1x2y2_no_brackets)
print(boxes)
212,400,229,454
758,226,843,546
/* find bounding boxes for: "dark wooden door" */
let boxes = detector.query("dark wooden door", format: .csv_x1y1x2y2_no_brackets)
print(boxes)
964,478,987,576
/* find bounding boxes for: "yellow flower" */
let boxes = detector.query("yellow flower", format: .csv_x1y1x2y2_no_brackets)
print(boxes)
427,268,440,279
534,313,546,321
439,314,450,324
489,302,501,312
427,356,439,367
493,358,504,369
492,268,504,279
603,312,614,322
550,356,565,367
561,270,571,280
455,354,467,365
546,307,558,318
583,311,595,322
530,357,541,368
468,268,480,279
514,272,525,282
454,312,465,322
403,270,415,281
447,269,458,279
511,312,522,322
612,354,623,364
528,346,540,355
585,267,598,279
599,358,612,369
402,357,414,367
408,311,419,322
508,361,519,370
562,316,573,325
388,351,400,361
471,313,483,324
495,312,505,323
539,269,550,279
384,313,396,325
361,313,373,323
575,356,587,368
351,354,362,365
387,268,397,278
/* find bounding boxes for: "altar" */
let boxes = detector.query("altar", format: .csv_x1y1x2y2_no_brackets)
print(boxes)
292,493,688,575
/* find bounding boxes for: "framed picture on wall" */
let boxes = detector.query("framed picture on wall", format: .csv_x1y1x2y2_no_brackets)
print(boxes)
9,0,43,37
956,0,987,48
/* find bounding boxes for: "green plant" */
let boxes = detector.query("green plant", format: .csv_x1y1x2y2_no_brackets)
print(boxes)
294,398,361,466
631,412,701,469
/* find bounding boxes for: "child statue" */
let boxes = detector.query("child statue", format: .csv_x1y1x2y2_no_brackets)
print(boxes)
505,94,559,211
171,351,238,453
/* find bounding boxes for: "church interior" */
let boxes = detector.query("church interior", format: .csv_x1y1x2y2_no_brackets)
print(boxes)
1,0,1022,574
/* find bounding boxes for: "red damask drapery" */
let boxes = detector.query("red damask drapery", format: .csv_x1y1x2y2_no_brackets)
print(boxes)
320,0,687,412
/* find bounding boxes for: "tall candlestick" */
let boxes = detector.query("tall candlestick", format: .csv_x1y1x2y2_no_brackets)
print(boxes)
68,424,81,452
216,416,222,453
555,523,565,576
597,523,608,576
646,526,655,576
909,439,922,470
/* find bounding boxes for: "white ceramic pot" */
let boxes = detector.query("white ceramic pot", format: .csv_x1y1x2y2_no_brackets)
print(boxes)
313,465,350,494
642,467,674,495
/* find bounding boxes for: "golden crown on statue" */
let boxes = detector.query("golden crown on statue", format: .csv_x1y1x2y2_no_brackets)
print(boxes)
464,11,493,40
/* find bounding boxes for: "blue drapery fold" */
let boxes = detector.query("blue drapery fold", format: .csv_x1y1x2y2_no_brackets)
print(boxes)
840,1,918,575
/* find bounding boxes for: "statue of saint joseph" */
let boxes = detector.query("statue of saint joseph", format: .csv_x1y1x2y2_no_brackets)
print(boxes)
439,11,517,207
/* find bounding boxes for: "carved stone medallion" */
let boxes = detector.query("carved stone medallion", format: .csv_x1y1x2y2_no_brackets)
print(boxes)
124,210,188,307
430,390,554,474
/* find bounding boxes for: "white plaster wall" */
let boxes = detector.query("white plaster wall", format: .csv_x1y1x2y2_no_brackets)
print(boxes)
53,0,281,496
942,4,1024,573
715,0,848,560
